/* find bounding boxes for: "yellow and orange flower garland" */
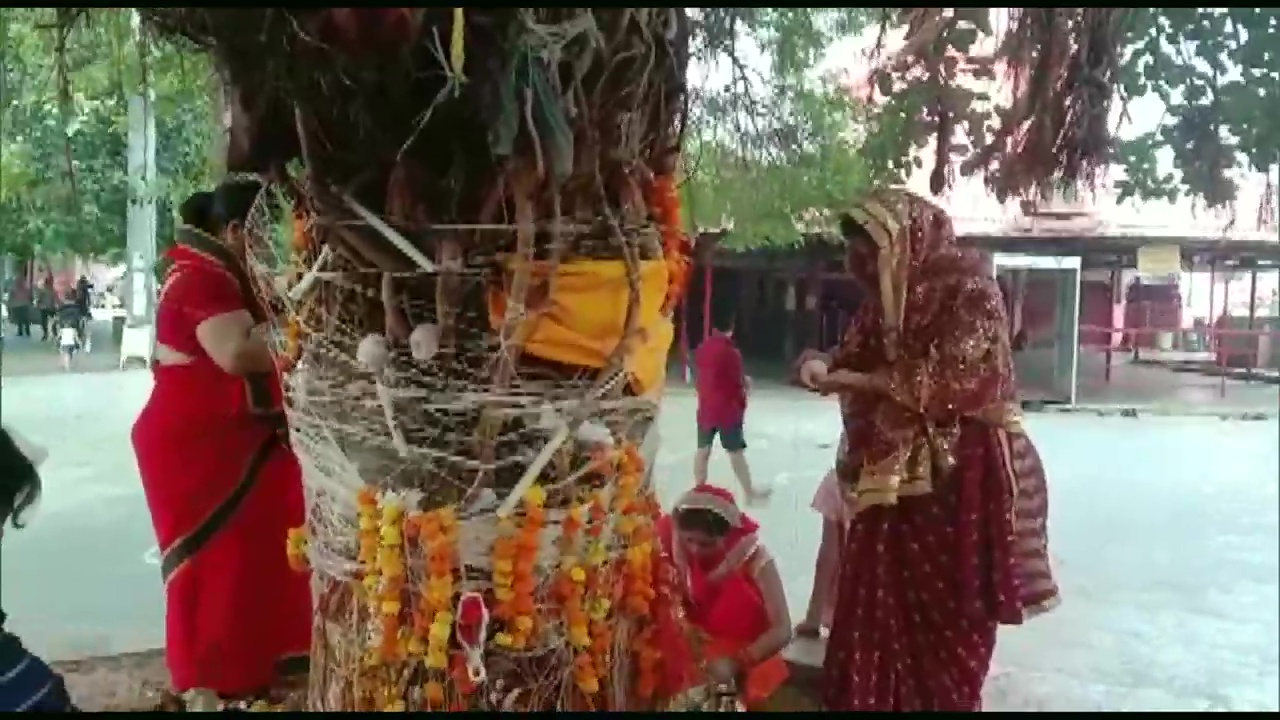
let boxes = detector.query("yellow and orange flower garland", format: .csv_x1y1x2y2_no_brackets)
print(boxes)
614,445,662,701
555,489,593,697
580,491,612,700
648,173,694,315
492,485,544,651
412,507,458,709
353,489,465,711
280,208,312,373
285,526,309,572
553,443,663,705
356,487,409,669
313,446,665,711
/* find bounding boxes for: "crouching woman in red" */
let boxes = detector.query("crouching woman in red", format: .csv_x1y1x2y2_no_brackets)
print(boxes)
651,485,793,709
131,181,311,700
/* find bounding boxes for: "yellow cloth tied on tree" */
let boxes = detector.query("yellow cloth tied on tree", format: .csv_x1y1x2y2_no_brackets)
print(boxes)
486,259,673,397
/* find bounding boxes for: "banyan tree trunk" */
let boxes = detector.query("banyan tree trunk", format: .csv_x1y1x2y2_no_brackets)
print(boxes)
143,7,695,712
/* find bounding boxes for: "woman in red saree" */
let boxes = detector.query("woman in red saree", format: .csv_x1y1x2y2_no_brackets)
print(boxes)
132,181,311,699
652,485,792,709
794,188,1059,711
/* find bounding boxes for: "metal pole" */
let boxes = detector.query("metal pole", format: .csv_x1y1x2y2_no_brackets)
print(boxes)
1207,260,1217,357
1246,268,1258,383
1104,267,1118,384
1219,268,1231,399
1184,267,1193,351
1069,259,1083,406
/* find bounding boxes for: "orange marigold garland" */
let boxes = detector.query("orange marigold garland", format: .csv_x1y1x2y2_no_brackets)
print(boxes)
614,445,663,702
580,508,613,699
376,495,409,668
278,208,314,375
353,491,474,711
342,450,670,710
355,487,381,656
493,484,544,650
285,526,309,572
649,173,694,315
562,555,596,695
283,318,304,364
414,507,459,709
556,501,591,651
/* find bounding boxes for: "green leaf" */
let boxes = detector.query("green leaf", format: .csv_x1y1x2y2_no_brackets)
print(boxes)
1,7,218,259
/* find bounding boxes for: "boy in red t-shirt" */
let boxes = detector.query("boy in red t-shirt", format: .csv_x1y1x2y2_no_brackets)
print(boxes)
693,309,771,504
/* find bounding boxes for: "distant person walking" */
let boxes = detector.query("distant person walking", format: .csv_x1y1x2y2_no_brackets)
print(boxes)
35,277,56,342
7,279,32,338
692,306,771,504
55,290,84,371
75,274,93,316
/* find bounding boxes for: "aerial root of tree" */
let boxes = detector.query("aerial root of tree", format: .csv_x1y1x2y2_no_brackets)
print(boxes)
867,7,1129,203
134,8,703,712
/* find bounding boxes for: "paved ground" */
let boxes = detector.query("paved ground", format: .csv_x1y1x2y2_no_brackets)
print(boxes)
1,317,125,377
0,372,1276,710
6,317,1276,418
1073,350,1278,415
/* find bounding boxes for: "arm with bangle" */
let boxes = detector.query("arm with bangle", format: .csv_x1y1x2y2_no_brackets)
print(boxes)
719,547,793,680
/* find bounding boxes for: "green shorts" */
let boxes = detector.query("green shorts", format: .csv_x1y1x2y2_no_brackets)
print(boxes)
696,424,747,452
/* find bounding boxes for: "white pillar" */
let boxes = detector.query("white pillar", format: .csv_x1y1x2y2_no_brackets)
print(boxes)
125,91,158,327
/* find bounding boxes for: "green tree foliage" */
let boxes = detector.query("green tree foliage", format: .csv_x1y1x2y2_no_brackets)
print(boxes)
0,8,220,261
687,7,1278,242
683,9,882,248
1112,8,1280,208
8,7,1275,264
855,8,1279,211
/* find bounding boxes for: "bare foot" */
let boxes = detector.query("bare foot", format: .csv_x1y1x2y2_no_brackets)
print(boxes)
794,620,822,639
745,486,773,507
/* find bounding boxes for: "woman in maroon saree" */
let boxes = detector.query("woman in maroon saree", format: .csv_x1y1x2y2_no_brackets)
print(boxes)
132,181,311,699
795,188,1059,711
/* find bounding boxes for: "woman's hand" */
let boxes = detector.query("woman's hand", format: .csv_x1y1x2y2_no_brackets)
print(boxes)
798,358,829,389
815,370,883,396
